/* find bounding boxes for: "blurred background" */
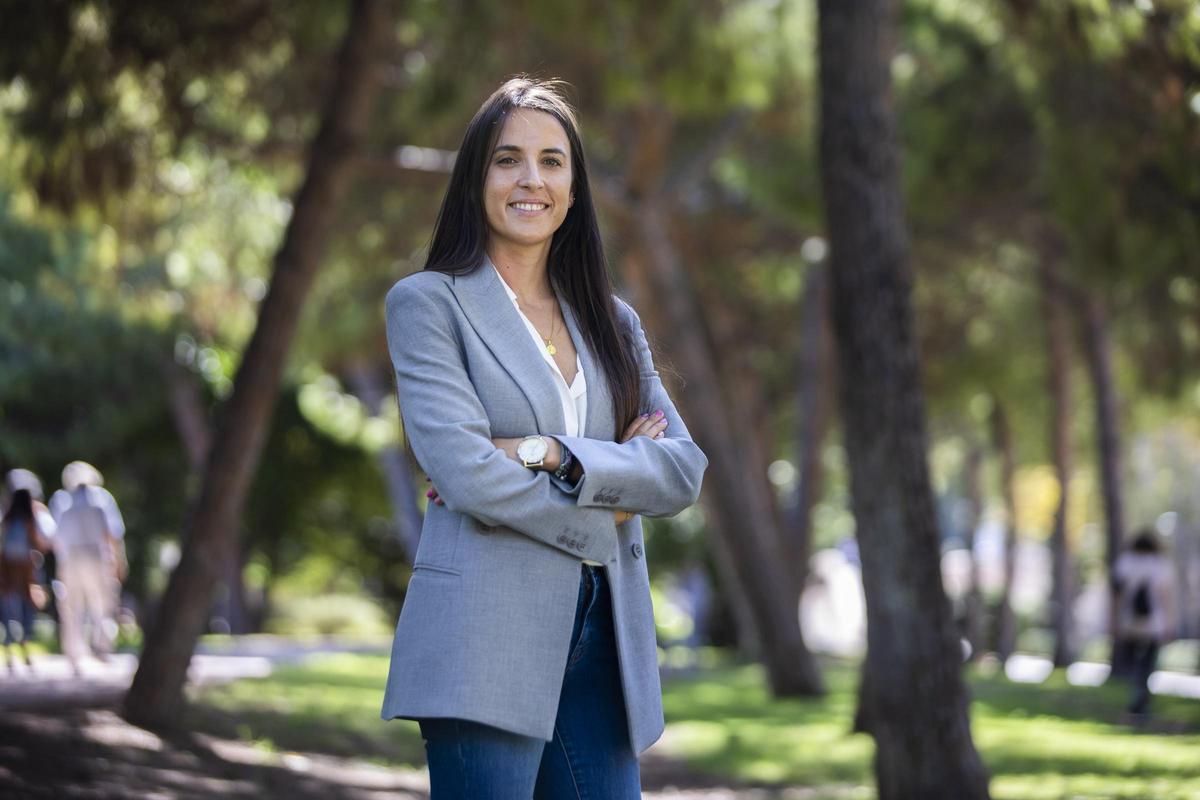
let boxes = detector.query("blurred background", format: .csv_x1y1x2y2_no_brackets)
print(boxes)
0,0,1198,798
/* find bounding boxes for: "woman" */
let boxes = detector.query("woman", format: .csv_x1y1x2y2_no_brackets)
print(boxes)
380,77,708,797
1,489,48,670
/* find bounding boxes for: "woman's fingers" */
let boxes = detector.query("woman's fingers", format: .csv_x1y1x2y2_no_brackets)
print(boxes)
621,411,669,443
425,485,444,506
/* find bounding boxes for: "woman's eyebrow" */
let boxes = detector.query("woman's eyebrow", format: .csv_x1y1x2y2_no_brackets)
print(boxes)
493,144,567,157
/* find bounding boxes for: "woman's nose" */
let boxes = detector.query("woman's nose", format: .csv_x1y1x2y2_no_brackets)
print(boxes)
518,164,544,188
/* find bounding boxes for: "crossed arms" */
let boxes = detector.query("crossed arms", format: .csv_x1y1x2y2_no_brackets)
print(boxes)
386,281,708,563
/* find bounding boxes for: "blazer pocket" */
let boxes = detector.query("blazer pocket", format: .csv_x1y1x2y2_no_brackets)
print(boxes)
411,563,462,578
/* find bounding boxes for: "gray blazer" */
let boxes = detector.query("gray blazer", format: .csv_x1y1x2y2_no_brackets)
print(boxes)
378,262,708,753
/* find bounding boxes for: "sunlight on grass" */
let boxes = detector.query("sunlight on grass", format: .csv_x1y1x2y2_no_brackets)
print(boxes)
660,660,1200,799
193,652,425,766
194,652,1200,798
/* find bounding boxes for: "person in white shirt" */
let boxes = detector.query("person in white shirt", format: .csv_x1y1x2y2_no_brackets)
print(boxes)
1112,529,1178,716
49,461,126,542
52,484,119,672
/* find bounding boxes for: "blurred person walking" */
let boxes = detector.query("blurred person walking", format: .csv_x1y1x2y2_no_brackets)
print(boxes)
1112,528,1178,718
6,469,58,542
49,462,127,628
1,489,49,671
53,482,119,672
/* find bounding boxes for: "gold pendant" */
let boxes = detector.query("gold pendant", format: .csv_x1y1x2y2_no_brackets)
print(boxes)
546,341,557,355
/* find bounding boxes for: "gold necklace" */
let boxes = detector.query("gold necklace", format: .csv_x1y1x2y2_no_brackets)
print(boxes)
519,297,559,356
541,309,559,356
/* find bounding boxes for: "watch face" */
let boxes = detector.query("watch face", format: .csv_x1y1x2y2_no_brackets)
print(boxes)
517,436,548,463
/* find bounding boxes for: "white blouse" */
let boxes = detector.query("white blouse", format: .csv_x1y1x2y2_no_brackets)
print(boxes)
493,265,587,438
494,267,603,567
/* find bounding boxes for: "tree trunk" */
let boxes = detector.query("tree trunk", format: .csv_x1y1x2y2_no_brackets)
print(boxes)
1081,292,1127,673
163,358,212,471
123,0,391,728
1040,262,1076,668
629,204,825,697
220,541,251,635
787,262,834,594
163,358,257,634
346,361,422,563
817,1,990,797
990,401,1019,660
962,444,985,661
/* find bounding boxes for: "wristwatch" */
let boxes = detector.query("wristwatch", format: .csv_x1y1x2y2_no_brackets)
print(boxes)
516,435,549,468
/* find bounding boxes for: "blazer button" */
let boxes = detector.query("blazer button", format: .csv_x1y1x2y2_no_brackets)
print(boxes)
631,542,643,559
557,534,569,545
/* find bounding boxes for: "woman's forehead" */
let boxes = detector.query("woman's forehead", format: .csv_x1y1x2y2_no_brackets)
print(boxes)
496,108,569,150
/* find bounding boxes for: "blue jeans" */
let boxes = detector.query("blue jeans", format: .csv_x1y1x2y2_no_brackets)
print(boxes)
420,565,642,799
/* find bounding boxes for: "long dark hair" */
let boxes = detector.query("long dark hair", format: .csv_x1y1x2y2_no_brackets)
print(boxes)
3,489,33,526
425,77,641,435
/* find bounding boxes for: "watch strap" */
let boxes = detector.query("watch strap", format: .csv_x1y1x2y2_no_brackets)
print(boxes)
553,444,575,482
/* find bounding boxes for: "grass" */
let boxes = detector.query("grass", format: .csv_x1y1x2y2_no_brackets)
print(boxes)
192,652,1200,799
190,653,426,767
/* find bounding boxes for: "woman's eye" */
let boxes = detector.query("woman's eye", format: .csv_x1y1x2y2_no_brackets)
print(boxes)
543,158,563,167
496,156,518,165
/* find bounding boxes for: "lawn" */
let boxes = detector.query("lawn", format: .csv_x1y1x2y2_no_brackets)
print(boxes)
192,652,1200,799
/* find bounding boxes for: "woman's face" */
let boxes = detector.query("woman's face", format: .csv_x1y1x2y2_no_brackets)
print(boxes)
483,108,574,253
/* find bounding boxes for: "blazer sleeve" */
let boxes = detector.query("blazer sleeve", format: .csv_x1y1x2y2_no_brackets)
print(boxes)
386,280,619,564
552,298,708,518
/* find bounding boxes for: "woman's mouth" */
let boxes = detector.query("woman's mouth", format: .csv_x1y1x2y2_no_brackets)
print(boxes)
509,202,549,213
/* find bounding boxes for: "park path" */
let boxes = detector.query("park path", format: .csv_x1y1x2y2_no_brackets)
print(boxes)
0,640,826,799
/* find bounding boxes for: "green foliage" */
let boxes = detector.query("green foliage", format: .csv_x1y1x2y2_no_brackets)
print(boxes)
2,0,1199,663
265,593,393,638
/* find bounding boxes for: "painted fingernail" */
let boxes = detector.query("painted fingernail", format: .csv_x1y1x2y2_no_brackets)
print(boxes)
654,410,664,418
426,490,434,498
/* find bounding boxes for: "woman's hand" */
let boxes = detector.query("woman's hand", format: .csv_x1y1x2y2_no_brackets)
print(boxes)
614,510,634,525
620,410,668,443
425,477,445,506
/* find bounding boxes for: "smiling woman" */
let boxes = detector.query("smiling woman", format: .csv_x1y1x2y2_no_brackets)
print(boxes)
483,110,574,252
378,77,708,799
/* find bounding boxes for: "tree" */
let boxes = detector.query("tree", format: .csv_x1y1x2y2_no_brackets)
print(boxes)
817,0,990,796
990,400,1020,660
123,0,392,727
618,198,825,696
1039,259,1077,668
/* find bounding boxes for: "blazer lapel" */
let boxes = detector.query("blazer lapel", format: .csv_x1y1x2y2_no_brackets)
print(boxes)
448,261,565,434
558,293,613,441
